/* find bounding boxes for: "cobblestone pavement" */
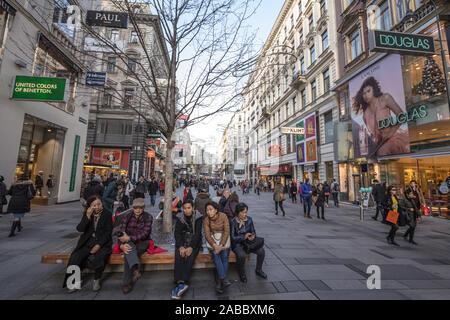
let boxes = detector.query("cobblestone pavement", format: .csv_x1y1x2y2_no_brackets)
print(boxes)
1,186,450,300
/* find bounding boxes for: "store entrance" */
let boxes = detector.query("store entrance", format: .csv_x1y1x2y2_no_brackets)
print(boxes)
15,115,65,204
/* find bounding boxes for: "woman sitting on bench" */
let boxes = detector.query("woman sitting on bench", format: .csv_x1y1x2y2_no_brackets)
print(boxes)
63,196,113,293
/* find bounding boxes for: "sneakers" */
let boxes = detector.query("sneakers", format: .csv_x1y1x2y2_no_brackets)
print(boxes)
255,270,267,279
171,283,189,300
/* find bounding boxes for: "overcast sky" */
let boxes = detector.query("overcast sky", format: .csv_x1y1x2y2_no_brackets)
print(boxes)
187,0,284,154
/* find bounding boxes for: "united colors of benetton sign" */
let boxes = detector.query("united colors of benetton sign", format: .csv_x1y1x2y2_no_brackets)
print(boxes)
11,76,68,101
369,30,435,55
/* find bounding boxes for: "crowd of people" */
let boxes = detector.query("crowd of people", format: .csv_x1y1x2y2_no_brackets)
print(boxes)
64,174,267,300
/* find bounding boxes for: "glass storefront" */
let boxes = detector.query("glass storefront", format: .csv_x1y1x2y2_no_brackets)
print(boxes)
15,115,65,201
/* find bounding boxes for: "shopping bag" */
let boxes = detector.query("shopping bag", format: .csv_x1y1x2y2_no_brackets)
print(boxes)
423,206,430,216
386,210,399,224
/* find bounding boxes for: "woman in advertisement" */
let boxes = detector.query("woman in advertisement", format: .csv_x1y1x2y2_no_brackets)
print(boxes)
352,76,410,157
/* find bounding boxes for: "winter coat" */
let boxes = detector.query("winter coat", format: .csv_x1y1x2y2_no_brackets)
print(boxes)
135,181,147,194
372,184,386,203
0,181,7,204
223,200,238,221
312,188,326,207
102,181,117,212
204,212,230,248
301,183,313,199
273,183,284,202
194,193,210,216
74,208,113,251
323,184,331,194
230,216,257,249
83,181,104,200
400,197,419,228
148,181,159,195
7,181,35,213
174,211,203,249
35,175,43,188
290,184,297,195
184,189,194,202
218,196,229,213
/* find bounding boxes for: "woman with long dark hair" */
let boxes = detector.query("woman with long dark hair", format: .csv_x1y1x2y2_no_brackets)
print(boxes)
352,76,409,157
383,186,400,246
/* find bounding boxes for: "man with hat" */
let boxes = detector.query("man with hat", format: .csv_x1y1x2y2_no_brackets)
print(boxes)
117,198,153,294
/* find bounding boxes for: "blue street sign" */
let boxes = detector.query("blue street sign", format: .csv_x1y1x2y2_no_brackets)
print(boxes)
86,72,106,87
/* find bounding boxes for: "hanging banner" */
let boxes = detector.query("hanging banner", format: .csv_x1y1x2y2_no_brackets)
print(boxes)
296,112,317,164
101,149,122,169
350,54,410,158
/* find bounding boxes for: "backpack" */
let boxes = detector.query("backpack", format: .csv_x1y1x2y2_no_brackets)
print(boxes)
333,183,340,192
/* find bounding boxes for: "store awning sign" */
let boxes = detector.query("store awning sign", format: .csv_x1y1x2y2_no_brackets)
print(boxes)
86,10,128,29
86,72,106,87
282,127,305,135
11,76,68,102
369,30,435,56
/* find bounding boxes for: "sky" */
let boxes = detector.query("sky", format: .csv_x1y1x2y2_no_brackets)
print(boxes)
187,0,284,154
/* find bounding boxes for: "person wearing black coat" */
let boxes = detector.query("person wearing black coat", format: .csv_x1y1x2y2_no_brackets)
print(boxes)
63,196,113,293
171,200,203,300
372,180,387,221
7,174,35,237
312,184,326,220
148,178,159,207
231,203,266,283
400,188,420,245
83,177,104,202
0,175,7,217
383,186,400,246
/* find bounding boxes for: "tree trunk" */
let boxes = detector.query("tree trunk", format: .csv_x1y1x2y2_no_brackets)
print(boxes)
162,136,175,233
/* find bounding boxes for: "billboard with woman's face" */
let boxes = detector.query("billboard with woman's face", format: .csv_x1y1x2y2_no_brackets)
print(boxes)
350,54,410,159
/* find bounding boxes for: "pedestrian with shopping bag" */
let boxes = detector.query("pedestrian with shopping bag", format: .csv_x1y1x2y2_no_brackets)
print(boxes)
384,186,401,246
273,179,286,216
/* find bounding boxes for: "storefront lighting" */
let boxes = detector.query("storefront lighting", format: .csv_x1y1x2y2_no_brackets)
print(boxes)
432,128,438,132
419,132,424,135
47,129,52,132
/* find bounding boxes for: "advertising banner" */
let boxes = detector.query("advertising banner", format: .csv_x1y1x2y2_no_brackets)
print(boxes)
350,54,410,158
102,149,122,169
11,76,67,101
296,112,317,164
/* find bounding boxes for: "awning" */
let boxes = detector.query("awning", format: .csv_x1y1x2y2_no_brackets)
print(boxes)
0,0,16,15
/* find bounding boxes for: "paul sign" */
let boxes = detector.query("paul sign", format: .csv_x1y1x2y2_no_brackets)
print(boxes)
378,105,428,130
369,30,435,56
86,10,128,29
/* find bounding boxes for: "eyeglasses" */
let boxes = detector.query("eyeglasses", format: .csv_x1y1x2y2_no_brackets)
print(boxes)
133,206,145,209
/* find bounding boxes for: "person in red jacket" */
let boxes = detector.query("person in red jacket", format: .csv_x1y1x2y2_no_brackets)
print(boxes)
159,179,165,196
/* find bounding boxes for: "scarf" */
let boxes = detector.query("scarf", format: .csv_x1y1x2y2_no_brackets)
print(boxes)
236,215,248,229
93,209,103,237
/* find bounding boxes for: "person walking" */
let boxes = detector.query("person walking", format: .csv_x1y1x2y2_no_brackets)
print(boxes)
323,181,330,207
313,183,326,220
134,176,147,199
63,196,113,293
194,188,211,217
231,203,267,283
35,171,44,197
224,192,239,223
148,177,159,207
183,185,194,202
298,181,303,204
124,177,134,210
0,175,7,218
384,186,400,246
273,179,286,217
401,188,420,245
301,179,313,219
218,189,231,213
330,179,340,207
371,180,386,221
6,174,35,237
159,179,165,196
290,181,298,204
83,176,104,205
171,199,203,300
204,201,231,294
102,179,121,214
408,180,425,219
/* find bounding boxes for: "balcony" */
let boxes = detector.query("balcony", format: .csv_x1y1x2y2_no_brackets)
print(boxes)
95,134,133,146
290,72,307,89
261,107,270,118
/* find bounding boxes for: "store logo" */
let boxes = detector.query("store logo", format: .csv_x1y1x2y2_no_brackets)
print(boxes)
369,30,435,55
367,265,381,290
378,105,428,130
66,265,81,290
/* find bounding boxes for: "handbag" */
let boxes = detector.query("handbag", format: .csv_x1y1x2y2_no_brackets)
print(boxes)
1,196,7,205
397,208,408,227
280,193,286,201
26,185,34,200
386,210,399,224
206,219,230,250
312,195,318,204
242,236,264,253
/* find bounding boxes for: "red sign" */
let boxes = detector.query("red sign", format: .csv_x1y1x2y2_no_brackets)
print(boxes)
176,115,189,121
146,139,161,146
147,150,155,158
173,144,189,150
102,149,122,168
268,145,282,157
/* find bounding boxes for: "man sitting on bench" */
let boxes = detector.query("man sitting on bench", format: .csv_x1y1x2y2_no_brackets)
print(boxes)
116,198,153,294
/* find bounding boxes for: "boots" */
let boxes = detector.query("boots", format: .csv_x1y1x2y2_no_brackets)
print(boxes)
216,279,224,294
17,219,23,232
409,229,418,245
8,221,19,237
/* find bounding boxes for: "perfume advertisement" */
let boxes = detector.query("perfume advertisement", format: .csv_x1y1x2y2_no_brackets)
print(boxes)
350,54,410,158
296,112,317,164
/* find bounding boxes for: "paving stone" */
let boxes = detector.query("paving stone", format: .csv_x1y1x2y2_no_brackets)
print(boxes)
322,280,368,290
280,280,309,292
272,281,288,293
302,280,332,291
287,265,366,280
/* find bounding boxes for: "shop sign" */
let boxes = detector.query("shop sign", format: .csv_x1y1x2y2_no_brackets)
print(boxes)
282,127,305,135
84,37,125,52
11,76,68,102
146,138,161,146
378,105,427,130
147,132,161,139
86,72,106,87
147,150,155,158
369,30,435,56
78,117,87,125
102,149,121,169
268,145,282,157
86,10,128,28
69,135,80,192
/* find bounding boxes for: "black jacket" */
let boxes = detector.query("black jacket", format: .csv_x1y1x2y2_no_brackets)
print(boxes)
74,209,113,251
219,196,229,212
383,194,399,213
373,184,386,203
0,182,7,200
135,181,147,194
148,181,159,195
7,181,35,213
174,211,203,249
312,188,326,207
231,216,256,249
83,181,104,200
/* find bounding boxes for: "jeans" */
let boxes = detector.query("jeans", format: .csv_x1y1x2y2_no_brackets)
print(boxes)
316,205,324,218
332,192,339,206
374,202,382,219
303,197,312,215
122,241,149,285
210,248,230,280
275,201,285,214
150,195,156,206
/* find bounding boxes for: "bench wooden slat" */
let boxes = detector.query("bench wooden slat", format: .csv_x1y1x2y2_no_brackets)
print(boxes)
41,252,242,265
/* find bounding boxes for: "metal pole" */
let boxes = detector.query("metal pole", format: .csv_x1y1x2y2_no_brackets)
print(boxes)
429,0,450,111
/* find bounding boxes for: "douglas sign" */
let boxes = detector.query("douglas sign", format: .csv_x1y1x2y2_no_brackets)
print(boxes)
86,10,129,29
369,30,435,55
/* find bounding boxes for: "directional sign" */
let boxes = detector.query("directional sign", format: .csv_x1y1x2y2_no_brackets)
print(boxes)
86,72,106,87
282,127,305,135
